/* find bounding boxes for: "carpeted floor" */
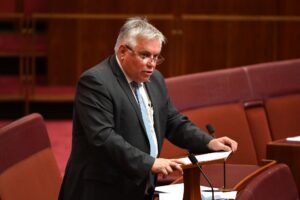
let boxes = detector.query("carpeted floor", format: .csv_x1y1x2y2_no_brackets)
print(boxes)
45,120,72,175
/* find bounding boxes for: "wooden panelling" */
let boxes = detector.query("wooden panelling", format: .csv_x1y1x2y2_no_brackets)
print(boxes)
47,19,79,85
78,19,124,73
225,0,278,15
180,20,228,74
226,21,276,67
15,1,300,85
278,0,300,15
277,21,300,60
180,0,278,15
80,0,176,14
49,0,81,13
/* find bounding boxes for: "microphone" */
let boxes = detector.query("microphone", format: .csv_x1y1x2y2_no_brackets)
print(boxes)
206,123,215,137
188,153,215,200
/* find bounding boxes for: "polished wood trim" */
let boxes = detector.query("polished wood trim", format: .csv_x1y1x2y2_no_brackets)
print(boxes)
233,160,277,193
182,15,300,22
29,95,74,102
30,13,300,22
0,13,23,19
32,13,175,20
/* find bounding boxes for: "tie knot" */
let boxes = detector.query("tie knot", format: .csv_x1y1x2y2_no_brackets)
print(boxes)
131,81,140,89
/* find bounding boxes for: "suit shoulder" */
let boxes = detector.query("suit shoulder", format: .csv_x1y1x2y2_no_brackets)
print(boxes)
151,70,166,86
80,58,112,81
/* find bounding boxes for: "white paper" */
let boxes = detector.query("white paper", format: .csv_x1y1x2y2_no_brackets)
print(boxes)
156,183,237,200
178,151,232,165
286,135,300,142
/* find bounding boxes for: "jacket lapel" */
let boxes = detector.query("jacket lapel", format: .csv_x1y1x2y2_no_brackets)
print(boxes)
109,56,147,133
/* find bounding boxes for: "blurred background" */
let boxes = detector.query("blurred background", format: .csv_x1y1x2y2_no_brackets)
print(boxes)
1,0,300,119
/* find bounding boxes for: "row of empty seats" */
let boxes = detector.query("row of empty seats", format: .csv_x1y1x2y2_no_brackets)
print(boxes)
162,58,300,164
159,58,300,198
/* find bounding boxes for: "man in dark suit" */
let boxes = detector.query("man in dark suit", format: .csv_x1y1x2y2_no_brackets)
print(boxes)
58,17,237,200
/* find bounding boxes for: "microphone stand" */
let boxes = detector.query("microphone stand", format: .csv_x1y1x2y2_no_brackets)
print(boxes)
188,153,215,200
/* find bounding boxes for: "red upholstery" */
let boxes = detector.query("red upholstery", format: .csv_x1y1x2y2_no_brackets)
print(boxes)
164,58,300,163
166,67,252,111
160,59,300,196
201,164,260,189
182,103,258,165
0,113,62,200
244,101,272,163
244,58,300,99
0,76,23,97
237,163,298,200
0,33,25,53
265,95,300,140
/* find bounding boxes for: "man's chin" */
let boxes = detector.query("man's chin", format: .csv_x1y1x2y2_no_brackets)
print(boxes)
139,75,152,83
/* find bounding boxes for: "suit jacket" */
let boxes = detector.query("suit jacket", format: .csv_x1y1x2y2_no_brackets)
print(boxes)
58,55,213,200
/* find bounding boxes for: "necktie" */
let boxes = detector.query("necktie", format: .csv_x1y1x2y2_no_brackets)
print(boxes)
131,82,158,157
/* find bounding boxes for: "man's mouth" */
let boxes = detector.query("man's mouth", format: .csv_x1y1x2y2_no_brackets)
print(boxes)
144,70,153,75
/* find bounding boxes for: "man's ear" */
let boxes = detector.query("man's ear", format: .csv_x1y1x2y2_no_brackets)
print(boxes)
118,45,127,58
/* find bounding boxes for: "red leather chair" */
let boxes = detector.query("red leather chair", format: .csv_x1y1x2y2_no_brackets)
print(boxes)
237,163,298,200
0,113,62,200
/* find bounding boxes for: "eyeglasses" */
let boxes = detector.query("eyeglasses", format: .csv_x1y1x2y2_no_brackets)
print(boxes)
125,45,165,65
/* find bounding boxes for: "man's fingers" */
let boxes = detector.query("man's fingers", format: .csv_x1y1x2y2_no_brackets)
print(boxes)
171,158,186,165
207,137,238,152
166,165,173,174
222,137,238,152
152,158,184,176
221,144,232,152
161,168,168,176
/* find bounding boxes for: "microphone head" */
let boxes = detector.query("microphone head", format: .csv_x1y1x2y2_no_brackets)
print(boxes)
206,124,215,135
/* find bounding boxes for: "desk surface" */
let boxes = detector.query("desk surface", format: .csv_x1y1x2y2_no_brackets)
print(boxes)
267,139,300,196
269,139,300,146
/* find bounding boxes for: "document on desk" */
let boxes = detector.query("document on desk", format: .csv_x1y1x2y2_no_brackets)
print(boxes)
156,183,237,200
178,151,232,165
286,135,300,142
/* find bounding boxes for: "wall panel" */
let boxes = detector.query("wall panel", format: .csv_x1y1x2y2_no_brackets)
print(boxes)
226,21,276,67
180,20,228,74
43,0,300,85
47,19,79,85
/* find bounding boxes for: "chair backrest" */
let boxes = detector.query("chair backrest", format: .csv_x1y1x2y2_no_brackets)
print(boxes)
237,163,299,200
182,103,258,165
0,113,62,200
265,94,300,140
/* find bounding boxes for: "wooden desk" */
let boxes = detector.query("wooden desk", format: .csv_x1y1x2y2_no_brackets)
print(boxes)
267,139,300,196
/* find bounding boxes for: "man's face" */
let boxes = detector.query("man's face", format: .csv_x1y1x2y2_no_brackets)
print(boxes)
120,37,162,83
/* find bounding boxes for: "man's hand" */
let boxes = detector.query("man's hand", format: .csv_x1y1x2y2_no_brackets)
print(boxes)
151,158,185,178
207,137,238,152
